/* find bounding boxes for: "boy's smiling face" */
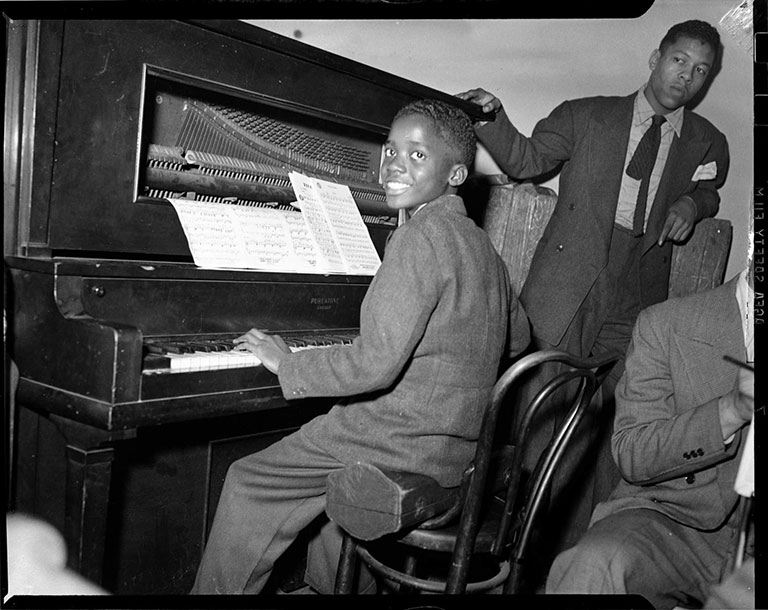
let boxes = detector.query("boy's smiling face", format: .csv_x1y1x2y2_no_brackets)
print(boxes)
381,114,466,212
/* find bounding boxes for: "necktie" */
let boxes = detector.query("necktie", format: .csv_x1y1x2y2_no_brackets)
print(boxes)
626,114,665,236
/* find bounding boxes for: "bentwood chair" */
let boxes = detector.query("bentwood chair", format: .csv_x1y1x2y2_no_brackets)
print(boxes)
327,349,619,594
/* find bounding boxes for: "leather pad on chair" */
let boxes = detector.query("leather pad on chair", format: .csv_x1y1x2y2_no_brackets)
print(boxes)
326,462,457,541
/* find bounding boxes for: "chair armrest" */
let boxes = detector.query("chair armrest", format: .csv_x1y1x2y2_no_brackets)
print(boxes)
326,462,458,541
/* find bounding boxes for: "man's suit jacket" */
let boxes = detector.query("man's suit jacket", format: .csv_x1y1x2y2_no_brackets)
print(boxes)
476,94,729,347
278,194,530,488
591,276,746,530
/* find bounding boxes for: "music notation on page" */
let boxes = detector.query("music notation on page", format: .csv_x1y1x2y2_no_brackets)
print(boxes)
169,172,382,276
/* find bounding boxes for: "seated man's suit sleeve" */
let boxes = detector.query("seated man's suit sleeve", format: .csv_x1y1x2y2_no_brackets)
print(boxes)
611,306,738,486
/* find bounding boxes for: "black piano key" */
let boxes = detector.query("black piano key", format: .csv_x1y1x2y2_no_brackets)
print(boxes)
167,342,198,354
165,344,188,354
210,342,234,352
188,342,214,352
143,354,172,370
320,334,350,346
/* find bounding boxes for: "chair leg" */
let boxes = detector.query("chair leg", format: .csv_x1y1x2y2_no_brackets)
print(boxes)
334,531,359,594
504,559,524,594
398,552,418,594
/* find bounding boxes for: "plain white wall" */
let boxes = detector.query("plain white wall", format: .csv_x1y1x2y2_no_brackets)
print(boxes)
250,0,753,280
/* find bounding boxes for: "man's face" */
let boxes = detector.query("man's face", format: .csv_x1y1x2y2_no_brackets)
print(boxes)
381,114,463,212
645,35,716,115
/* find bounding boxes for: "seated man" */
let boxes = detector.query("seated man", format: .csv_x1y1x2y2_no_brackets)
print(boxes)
546,264,754,610
190,99,530,594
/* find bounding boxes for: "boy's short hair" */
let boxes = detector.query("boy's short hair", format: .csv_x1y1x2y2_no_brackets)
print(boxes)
660,20,720,59
393,99,476,168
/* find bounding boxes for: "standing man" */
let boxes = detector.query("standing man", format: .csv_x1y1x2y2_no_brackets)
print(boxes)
457,19,730,559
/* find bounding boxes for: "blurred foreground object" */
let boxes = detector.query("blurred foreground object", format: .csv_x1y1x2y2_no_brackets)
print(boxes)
6,513,109,597
704,558,755,609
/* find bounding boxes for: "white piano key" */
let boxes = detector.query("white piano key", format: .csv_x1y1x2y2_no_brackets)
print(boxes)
167,350,262,372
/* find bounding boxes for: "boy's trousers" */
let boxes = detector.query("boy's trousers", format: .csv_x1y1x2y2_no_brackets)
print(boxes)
190,427,346,594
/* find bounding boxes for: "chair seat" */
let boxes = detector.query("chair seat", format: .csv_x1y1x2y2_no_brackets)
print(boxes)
326,462,458,541
397,497,505,554
358,502,512,594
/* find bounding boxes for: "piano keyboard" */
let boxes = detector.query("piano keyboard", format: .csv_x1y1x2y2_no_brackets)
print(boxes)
143,331,357,374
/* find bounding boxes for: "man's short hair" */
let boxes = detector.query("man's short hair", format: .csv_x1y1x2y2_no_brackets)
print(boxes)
660,20,720,59
394,99,476,168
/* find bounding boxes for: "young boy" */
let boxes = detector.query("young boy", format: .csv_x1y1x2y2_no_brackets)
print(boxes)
191,99,530,594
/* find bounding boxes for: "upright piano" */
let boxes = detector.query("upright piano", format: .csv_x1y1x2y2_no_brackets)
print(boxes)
4,19,488,593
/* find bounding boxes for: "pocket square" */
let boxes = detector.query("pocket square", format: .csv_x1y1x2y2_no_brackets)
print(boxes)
692,161,717,181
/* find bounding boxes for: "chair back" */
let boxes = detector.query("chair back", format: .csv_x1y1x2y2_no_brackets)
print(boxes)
442,349,618,593
329,349,618,594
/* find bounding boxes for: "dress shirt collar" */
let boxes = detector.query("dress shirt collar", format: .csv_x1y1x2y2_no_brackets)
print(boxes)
412,194,466,217
398,194,467,225
635,87,684,138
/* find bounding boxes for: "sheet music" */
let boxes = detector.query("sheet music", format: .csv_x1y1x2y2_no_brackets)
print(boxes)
290,172,381,275
289,173,348,274
282,208,322,271
170,199,305,271
169,172,381,275
311,177,383,275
